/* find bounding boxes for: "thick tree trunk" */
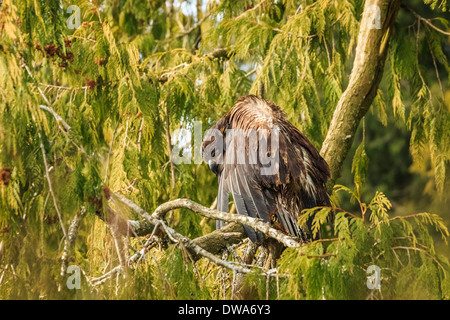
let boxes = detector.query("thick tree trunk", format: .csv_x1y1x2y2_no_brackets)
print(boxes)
320,0,402,191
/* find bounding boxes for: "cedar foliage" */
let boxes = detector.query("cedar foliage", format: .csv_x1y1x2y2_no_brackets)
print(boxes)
0,0,449,299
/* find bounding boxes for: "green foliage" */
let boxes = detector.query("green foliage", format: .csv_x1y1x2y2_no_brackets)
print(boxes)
351,141,369,194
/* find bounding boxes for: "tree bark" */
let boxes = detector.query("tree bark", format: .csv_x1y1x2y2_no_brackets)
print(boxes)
320,0,402,191
129,218,245,260
103,194,303,266
115,196,300,247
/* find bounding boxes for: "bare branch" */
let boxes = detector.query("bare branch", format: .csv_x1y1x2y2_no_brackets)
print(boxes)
109,222,128,270
392,246,445,272
401,4,450,36
137,118,144,153
39,83,88,91
61,207,86,276
111,194,302,275
191,223,246,260
111,196,253,274
90,266,122,286
39,105,72,133
164,105,176,189
177,12,212,37
39,132,67,239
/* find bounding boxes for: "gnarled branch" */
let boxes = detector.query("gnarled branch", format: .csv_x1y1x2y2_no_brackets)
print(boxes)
115,195,300,248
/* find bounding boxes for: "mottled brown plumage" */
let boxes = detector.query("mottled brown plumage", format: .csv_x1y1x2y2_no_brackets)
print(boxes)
202,95,330,243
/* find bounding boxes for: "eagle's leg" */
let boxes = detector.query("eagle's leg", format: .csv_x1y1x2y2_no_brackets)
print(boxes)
269,208,289,234
262,237,285,270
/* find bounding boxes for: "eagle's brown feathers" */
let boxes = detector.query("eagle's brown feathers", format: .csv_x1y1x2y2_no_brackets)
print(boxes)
202,95,330,243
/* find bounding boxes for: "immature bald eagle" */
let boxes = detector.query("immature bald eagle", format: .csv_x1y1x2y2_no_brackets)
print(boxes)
202,95,330,243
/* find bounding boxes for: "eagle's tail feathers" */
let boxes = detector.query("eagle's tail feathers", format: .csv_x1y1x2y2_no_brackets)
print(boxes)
237,166,271,223
277,207,303,239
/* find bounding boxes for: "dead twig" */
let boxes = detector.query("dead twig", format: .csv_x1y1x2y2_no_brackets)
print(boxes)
61,207,87,276
39,131,67,240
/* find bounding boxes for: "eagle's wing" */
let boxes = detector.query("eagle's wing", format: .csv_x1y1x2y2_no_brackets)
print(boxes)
217,163,272,243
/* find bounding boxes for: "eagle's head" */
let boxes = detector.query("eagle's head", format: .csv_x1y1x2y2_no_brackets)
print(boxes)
202,116,228,176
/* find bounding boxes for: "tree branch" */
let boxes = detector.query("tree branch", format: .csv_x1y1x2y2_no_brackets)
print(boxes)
119,195,301,248
401,4,450,36
108,194,293,276
61,207,86,276
190,223,246,260
127,216,245,259
164,105,176,189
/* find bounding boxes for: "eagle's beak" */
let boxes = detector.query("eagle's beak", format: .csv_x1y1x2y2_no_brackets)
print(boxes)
208,159,219,175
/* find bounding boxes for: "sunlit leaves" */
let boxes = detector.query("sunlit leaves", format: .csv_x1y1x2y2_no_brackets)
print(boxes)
351,141,369,194
278,186,450,299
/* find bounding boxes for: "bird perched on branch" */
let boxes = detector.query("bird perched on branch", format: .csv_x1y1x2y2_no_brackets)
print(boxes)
202,95,331,244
